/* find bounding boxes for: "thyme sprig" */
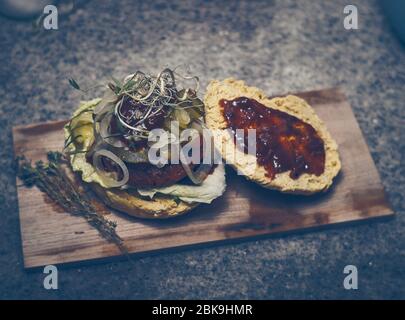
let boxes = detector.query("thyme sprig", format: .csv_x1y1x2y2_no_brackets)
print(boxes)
16,151,127,254
68,78,104,93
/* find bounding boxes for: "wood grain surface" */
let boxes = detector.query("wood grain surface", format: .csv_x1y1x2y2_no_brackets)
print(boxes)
13,88,394,268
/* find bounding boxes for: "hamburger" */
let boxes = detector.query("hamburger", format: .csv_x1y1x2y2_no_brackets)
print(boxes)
64,69,226,219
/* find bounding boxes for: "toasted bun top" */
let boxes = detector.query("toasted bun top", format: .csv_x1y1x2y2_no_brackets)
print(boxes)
204,78,341,194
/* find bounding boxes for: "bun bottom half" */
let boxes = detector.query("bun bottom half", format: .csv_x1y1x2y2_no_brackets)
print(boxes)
91,183,199,219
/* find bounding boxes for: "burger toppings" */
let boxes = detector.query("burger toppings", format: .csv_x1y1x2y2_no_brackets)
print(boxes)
65,68,213,189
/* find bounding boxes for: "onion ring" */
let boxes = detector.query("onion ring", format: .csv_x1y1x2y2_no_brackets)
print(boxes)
93,149,129,188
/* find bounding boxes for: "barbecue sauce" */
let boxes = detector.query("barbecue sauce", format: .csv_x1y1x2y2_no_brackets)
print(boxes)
220,97,325,179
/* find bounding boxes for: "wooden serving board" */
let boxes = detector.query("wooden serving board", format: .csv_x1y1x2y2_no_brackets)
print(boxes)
13,88,393,269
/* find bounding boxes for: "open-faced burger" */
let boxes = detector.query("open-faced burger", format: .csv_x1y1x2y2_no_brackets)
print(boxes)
64,69,226,218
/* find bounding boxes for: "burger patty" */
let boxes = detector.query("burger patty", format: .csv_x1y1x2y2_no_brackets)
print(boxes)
126,162,191,188
87,152,192,188
88,127,206,188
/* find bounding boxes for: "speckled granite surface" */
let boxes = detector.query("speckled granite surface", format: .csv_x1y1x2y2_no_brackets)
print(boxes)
0,0,404,299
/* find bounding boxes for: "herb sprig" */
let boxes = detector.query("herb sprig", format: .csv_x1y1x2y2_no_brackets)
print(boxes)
16,151,127,254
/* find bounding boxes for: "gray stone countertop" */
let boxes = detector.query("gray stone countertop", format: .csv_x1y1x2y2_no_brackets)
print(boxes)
0,0,403,299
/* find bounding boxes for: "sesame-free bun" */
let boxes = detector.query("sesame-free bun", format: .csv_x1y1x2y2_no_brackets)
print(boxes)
90,183,198,219
204,78,341,194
